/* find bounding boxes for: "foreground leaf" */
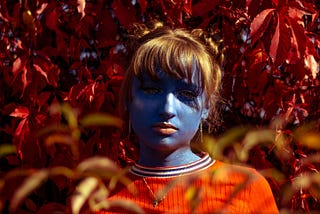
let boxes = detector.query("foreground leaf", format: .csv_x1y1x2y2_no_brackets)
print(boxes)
80,113,123,128
107,200,145,214
71,177,99,214
0,144,16,157
10,170,49,211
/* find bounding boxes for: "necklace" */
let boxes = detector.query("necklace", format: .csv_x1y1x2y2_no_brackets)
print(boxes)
142,177,167,207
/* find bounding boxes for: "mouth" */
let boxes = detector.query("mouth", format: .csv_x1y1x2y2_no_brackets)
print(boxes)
152,122,178,135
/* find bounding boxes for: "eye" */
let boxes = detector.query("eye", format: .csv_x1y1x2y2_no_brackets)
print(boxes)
141,87,161,94
177,90,198,99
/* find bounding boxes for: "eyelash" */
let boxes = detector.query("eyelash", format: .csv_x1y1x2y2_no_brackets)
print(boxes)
141,87,161,94
177,90,198,99
141,86,198,99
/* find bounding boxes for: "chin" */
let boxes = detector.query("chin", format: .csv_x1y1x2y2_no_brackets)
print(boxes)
147,139,184,151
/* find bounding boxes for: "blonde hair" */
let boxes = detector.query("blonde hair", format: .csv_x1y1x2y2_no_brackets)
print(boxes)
120,22,222,128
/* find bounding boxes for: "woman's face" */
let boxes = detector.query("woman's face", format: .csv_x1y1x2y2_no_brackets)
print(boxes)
129,69,208,152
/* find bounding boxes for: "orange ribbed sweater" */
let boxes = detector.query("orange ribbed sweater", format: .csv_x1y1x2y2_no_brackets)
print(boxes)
97,158,279,214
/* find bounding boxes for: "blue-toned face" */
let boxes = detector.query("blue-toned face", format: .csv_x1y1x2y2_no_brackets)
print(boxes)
129,69,208,154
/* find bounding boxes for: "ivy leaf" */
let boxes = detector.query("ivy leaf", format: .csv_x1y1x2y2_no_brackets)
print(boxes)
250,8,275,45
112,0,137,28
192,0,219,17
0,0,13,22
138,0,148,14
288,0,317,23
287,16,305,63
304,44,319,79
10,106,30,159
45,7,59,31
270,15,291,66
32,51,60,87
11,56,29,97
13,118,30,160
10,106,29,119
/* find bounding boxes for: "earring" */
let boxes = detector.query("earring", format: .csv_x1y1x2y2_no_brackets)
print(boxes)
200,121,203,144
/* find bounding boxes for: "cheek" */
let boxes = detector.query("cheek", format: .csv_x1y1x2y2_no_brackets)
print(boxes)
129,95,158,128
178,106,202,131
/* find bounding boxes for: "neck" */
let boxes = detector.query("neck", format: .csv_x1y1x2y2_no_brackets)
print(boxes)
138,146,200,167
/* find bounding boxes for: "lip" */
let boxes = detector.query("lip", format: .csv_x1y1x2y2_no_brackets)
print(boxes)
152,122,178,135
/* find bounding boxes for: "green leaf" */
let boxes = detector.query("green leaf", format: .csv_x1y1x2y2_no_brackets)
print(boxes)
10,170,49,212
0,144,16,157
297,132,320,149
71,177,99,214
45,134,79,159
80,113,123,128
49,166,75,179
76,157,119,174
239,129,275,161
107,199,145,214
294,122,320,149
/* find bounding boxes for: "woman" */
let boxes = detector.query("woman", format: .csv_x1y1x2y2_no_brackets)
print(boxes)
98,23,279,213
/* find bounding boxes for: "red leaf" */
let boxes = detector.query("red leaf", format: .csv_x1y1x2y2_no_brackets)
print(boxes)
32,54,60,87
45,8,59,31
13,118,29,159
290,60,306,80
263,79,292,119
10,106,30,119
67,76,108,113
138,0,148,14
287,17,306,62
112,0,137,28
250,8,275,45
0,0,13,22
37,92,52,107
11,56,30,97
288,0,318,23
270,16,291,65
272,0,278,7
247,48,270,105
247,0,273,18
269,15,280,63
182,0,192,16
192,0,219,17
304,45,319,79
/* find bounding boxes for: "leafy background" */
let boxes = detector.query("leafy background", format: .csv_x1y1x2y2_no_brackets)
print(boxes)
0,0,319,213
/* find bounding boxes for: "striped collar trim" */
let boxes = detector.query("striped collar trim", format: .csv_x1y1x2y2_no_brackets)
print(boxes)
130,153,215,178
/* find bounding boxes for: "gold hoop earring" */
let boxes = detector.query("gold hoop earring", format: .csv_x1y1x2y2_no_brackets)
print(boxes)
200,121,203,144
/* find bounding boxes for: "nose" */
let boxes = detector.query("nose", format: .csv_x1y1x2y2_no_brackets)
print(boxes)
159,93,177,120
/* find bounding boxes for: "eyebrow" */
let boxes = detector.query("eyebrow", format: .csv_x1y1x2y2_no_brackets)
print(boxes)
138,73,202,92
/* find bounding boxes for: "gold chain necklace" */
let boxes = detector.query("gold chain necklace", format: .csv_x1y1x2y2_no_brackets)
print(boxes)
142,177,167,207
142,175,182,207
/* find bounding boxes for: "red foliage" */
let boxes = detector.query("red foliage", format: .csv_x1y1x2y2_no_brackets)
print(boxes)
0,0,319,212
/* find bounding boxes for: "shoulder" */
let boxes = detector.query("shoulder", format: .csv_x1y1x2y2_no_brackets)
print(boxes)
207,160,271,189
207,161,279,212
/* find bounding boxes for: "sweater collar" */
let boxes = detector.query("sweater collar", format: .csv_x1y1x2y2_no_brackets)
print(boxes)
130,153,215,178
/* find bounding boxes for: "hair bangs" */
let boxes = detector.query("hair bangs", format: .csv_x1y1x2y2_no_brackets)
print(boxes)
132,36,204,89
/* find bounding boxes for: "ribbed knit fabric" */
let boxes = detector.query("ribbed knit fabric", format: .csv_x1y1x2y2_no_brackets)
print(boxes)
96,155,279,214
